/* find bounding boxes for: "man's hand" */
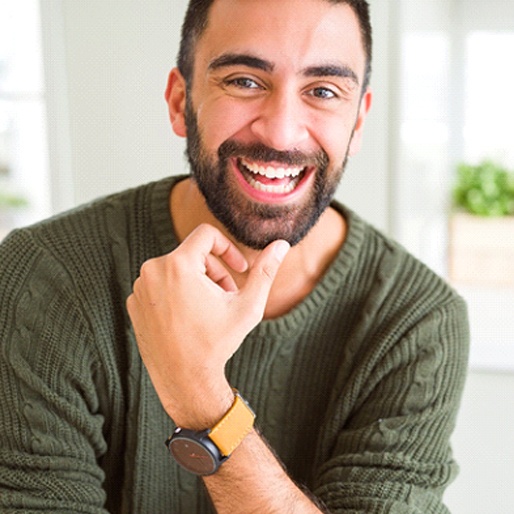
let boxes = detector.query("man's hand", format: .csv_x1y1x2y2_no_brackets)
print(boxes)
126,224,290,428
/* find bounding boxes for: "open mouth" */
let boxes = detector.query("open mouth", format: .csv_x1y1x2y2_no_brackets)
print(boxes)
237,158,308,195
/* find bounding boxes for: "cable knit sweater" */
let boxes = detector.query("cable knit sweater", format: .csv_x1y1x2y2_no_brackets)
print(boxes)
0,176,469,513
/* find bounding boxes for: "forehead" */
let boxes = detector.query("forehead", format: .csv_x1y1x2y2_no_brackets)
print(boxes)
194,0,366,81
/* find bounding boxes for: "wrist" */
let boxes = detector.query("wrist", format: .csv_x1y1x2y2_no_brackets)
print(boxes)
167,381,234,430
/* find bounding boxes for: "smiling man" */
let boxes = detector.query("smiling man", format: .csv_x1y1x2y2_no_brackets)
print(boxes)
0,0,469,513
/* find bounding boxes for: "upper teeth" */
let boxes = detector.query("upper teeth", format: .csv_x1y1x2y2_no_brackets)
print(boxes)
241,159,303,179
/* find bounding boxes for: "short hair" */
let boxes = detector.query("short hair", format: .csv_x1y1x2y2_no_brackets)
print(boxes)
177,0,373,93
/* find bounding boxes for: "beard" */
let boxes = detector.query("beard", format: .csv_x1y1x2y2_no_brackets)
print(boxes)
184,97,351,250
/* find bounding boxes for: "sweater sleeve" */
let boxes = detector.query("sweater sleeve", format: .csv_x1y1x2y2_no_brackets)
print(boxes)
0,229,109,513
313,296,469,513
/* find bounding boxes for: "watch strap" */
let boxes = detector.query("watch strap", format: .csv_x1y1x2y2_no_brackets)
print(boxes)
208,390,255,456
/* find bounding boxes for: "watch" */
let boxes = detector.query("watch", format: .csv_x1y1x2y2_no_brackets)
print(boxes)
165,390,255,476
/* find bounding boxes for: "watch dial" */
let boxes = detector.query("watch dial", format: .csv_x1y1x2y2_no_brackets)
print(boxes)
170,437,217,475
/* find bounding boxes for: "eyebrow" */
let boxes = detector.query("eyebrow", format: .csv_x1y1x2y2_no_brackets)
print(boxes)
303,64,360,87
208,53,274,73
208,53,360,86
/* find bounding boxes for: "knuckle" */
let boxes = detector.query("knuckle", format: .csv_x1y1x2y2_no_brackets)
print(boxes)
139,259,154,278
260,262,277,282
166,250,188,274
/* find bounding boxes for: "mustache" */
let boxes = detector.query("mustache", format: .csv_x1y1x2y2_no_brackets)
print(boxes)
218,140,329,169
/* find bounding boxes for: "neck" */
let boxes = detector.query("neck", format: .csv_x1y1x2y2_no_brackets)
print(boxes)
170,177,346,318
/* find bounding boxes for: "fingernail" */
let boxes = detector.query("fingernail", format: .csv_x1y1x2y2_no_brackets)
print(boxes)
273,240,290,262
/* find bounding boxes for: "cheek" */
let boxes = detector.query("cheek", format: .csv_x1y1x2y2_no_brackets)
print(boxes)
196,99,257,148
310,115,355,165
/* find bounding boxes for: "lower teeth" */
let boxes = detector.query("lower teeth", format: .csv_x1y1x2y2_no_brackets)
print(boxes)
247,175,299,194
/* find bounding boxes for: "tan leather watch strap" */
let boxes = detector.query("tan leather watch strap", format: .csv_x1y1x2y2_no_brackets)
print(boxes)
208,390,255,457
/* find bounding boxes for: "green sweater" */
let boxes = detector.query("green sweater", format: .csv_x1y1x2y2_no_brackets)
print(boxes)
0,177,469,513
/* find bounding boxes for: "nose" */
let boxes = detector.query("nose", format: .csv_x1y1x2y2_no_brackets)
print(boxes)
250,90,310,151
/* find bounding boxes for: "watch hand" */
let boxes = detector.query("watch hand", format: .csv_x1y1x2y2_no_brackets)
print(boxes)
190,453,210,460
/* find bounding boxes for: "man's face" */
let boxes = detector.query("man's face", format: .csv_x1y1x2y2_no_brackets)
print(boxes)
178,0,370,249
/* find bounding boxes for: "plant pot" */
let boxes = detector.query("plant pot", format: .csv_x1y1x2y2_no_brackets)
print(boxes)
449,213,514,287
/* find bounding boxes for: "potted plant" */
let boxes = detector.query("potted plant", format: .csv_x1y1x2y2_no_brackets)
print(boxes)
449,161,514,286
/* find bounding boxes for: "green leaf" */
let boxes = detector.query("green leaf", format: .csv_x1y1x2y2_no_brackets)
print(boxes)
452,160,514,216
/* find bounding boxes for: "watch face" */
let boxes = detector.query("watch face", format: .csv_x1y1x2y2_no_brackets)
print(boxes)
169,435,218,476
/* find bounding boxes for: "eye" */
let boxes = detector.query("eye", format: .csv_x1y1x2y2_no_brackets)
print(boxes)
225,77,262,90
308,87,338,100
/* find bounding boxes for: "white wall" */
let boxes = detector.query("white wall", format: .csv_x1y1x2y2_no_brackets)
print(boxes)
445,371,514,514
41,1,514,512
43,0,188,212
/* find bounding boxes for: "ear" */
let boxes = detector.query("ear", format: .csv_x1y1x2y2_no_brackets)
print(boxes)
165,67,188,138
348,87,372,156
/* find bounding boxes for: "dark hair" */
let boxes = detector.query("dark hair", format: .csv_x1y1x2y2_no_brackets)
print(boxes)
177,0,373,93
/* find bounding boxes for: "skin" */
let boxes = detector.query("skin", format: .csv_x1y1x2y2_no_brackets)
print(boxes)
127,0,372,511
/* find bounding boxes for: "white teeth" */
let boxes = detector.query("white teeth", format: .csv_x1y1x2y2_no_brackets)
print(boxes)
247,175,300,194
241,158,303,179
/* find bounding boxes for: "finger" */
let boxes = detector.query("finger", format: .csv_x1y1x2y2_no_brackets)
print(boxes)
205,254,239,292
241,240,290,310
181,224,248,274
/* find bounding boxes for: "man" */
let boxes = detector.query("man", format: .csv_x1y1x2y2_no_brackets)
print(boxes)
0,0,468,512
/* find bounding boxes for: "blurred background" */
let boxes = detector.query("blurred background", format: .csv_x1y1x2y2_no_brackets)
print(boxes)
1,0,513,511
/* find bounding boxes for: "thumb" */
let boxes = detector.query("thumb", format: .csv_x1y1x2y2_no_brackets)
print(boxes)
242,240,290,312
